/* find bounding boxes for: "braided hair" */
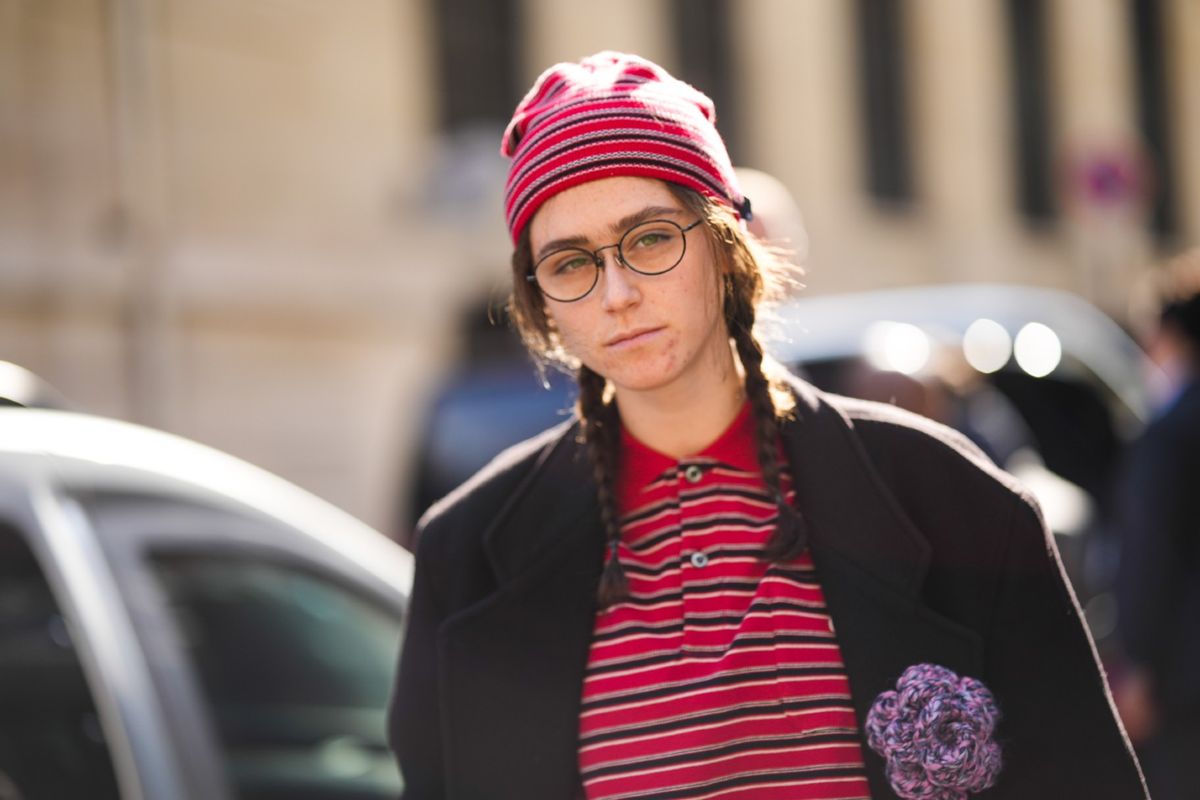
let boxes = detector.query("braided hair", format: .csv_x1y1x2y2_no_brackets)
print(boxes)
577,364,630,606
509,184,806,605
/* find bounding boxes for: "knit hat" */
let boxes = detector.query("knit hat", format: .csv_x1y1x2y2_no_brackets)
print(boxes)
501,51,747,245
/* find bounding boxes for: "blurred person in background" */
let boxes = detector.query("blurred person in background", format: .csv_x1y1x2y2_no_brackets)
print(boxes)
388,52,1145,799
1115,248,1200,799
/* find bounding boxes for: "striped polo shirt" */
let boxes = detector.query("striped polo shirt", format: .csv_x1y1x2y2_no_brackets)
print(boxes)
578,402,872,800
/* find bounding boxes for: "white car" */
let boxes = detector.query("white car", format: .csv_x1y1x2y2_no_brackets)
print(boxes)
769,283,1151,647
0,407,412,800
769,283,1148,533
769,282,1147,424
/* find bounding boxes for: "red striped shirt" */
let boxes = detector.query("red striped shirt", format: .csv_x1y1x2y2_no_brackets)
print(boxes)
579,403,872,800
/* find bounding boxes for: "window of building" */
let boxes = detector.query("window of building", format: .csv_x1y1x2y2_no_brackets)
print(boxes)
855,0,913,205
1130,0,1177,239
431,0,522,130
1005,0,1056,224
672,0,742,162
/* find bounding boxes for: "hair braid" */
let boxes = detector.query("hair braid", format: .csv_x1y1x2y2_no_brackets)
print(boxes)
726,274,808,561
577,365,629,605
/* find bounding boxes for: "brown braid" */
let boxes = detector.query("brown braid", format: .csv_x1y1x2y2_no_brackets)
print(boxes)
577,365,629,605
726,273,808,560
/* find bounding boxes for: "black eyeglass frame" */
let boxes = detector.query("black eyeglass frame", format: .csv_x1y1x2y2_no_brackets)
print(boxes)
526,218,703,303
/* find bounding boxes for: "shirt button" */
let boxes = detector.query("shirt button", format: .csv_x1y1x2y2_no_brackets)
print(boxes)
683,464,704,484
690,551,709,568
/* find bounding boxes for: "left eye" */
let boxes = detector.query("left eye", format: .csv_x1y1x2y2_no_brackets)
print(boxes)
628,228,677,250
634,232,666,247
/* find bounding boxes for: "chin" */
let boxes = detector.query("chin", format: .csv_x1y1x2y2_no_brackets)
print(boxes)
609,377,674,395
578,339,695,392
600,362,685,395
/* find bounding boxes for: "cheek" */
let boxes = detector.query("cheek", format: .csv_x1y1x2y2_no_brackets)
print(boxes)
685,260,728,334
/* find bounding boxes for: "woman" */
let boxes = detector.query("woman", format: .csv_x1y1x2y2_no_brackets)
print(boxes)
388,52,1146,800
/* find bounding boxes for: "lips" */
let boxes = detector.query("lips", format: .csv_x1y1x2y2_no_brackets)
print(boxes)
605,326,664,348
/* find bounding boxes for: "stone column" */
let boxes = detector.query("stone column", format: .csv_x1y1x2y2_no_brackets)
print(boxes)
519,0,674,84
1166,0,1200,243
1049,0,1150,312
908,0,1014,281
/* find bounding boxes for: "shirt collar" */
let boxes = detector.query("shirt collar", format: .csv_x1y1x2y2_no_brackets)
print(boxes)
618,400,758,499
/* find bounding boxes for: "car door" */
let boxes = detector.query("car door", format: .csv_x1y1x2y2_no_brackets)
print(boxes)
0,513,126,800
75,489,406,800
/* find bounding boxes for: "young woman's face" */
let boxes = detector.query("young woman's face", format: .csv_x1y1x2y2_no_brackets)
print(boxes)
528,176,732,398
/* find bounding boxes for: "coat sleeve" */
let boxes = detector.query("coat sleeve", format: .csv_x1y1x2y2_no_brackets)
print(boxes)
984,489,1148,798
387,528,447,799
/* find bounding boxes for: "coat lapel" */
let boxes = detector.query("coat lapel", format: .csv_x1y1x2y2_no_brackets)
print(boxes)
437,422,605,799
784,378,984,798
438,380,984,800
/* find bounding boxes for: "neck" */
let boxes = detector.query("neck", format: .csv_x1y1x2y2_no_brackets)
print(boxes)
613,345,746,459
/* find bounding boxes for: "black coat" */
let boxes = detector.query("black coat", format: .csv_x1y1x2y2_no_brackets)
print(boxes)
388,376,1146,799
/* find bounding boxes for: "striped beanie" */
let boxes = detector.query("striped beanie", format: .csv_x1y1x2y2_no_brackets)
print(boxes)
502,51,747,245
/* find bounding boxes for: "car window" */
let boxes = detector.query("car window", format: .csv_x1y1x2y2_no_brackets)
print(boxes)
799,354,1123,502
149,553,403,800
0,519,121,799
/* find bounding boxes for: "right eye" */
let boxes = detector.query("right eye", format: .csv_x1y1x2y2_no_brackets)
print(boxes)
550,253,592,276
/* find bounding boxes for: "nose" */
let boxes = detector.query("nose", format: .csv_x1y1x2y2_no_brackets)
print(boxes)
596,248,639,311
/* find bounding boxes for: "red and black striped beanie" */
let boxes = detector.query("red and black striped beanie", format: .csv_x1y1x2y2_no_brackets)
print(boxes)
501,51,747,245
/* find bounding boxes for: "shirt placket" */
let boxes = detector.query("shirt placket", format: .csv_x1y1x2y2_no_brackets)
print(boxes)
677,459,709,653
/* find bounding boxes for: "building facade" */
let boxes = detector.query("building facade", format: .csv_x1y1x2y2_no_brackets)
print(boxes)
1,0,1196,534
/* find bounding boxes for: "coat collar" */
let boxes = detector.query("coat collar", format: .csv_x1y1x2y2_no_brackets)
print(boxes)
481,418,601,586
782,376,935,597
439,376,983,800
478,375,934,595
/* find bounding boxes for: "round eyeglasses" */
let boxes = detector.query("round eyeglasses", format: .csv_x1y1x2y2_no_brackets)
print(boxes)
528,218,703,303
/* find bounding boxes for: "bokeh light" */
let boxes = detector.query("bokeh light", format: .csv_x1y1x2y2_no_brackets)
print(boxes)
962,318,1012,373
864,322,931,375
1013,322,1062,377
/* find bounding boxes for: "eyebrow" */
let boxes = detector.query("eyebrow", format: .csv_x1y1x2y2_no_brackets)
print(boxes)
533,205,686,262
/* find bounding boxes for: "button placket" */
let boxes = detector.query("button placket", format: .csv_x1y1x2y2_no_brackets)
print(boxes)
679,464,705,567
679,462,708,574
677,461,702,651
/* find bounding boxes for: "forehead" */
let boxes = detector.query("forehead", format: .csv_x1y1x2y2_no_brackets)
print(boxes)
528,176,680,250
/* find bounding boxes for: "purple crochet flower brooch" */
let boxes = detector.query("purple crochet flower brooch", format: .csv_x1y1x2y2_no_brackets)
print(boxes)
865,663,1002,800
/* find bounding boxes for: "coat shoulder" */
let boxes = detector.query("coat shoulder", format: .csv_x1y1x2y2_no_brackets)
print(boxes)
415,418,577,554
823,391,1035,509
